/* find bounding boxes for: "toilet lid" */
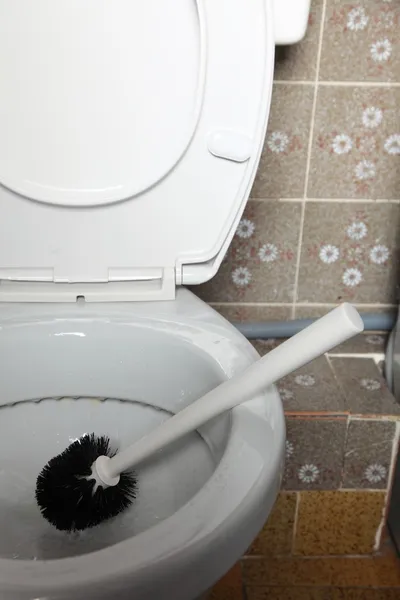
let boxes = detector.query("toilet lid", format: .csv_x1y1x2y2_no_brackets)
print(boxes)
0,0,273,295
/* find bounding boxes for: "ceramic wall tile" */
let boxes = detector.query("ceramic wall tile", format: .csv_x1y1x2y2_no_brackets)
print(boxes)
342,419,396,489
251,85,314,198
246,588,332,600
211,304,291,323
246,492,297,557
196,201,301,303
328,333,388,355
320,1,400,82
308,87,400,199
283,418,347,490
294,490,386,555
297,203,400,304
331,357,400,416
331,591,400,600
278,356,346,414
274,0,323,81
242,554,400,587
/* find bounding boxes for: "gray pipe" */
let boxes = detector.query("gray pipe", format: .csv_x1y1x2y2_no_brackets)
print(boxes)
233,312,395,339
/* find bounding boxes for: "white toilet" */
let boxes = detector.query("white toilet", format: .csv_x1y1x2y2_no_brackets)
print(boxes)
0,1,310,598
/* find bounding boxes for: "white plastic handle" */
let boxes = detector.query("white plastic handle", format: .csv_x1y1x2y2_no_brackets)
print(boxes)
96,303,363,485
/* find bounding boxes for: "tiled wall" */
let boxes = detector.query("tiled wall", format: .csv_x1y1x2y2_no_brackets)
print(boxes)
197,0,400,321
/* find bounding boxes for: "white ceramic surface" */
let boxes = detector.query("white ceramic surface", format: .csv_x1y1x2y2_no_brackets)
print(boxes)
0,0,274,294
0,290,285,599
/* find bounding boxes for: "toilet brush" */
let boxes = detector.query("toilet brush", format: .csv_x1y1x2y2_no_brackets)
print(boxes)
36,303,363,532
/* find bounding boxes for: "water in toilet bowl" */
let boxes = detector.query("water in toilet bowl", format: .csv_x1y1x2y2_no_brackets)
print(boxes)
0,397,220,561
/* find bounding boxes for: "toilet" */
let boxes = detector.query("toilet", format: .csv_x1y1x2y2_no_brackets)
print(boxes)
0,1,309,598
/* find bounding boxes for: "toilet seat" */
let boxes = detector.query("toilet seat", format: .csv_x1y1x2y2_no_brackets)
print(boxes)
0,0,274,300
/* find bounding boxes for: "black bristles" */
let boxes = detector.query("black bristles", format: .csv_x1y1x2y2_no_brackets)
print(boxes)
35,433,137,532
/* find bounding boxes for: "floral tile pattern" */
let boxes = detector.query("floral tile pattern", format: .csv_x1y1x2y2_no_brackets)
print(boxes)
328,333,388,354
274,0,323,81
277,356,346,414
342,419,396,489
320,1,400,82
251,85,314,198
196,201,301,303
283,418,347,490
308,87,400,199
331,357,400,416
297,203,400,304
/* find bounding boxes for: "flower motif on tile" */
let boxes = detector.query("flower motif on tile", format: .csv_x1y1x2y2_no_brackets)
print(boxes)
267,131,289,154
298,464,319,484
361,107,383,129
346,221,368,241
384,134,400,155
236,218,255,239
357,135,377,155
279,387,295,401
364,464,387,484
354,160,376,181
285,440,294,458
347,7,369,31
369,244,390,265
319,244,339,264
294,374,315,387
345,245,364,264
342,267,363,287
370,38,392,62
332,133,353,155
231,266,252,287
378,9,395,29
360,378,381,391
366,334,384,345
258,243,279,263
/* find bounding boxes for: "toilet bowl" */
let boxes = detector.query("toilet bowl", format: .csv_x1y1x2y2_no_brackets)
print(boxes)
0,0,308,598
0,290,285,599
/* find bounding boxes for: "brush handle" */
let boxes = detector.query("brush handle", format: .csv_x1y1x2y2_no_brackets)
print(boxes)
100,303,363,482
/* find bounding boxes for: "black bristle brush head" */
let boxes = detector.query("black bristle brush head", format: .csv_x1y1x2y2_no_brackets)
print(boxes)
35,433,137,532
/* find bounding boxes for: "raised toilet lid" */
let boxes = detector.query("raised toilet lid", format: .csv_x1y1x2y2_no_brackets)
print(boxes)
0,0,273,299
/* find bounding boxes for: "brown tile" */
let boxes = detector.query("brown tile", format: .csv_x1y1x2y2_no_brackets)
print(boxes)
294,305,397,320
251,85,314,198
283,418,347,490
210,304,291,323
246,493,297,556
247,588,332,600
343,420,396,489
297,203,400,304
320,1,400,82
242,554,400,587
208,563,243,600
195,201,301,302
331,357,400,416
332,590,400,600
251,339,286,355
278,356,346,414
329,333,388,354
308,87,400,199
294,490,386,555
274,0,323,81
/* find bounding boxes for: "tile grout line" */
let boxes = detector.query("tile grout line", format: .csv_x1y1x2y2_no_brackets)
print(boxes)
209,301,397,308
273,80,400,87
291,491,300,554
252,198,400,204
291,0,327,319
